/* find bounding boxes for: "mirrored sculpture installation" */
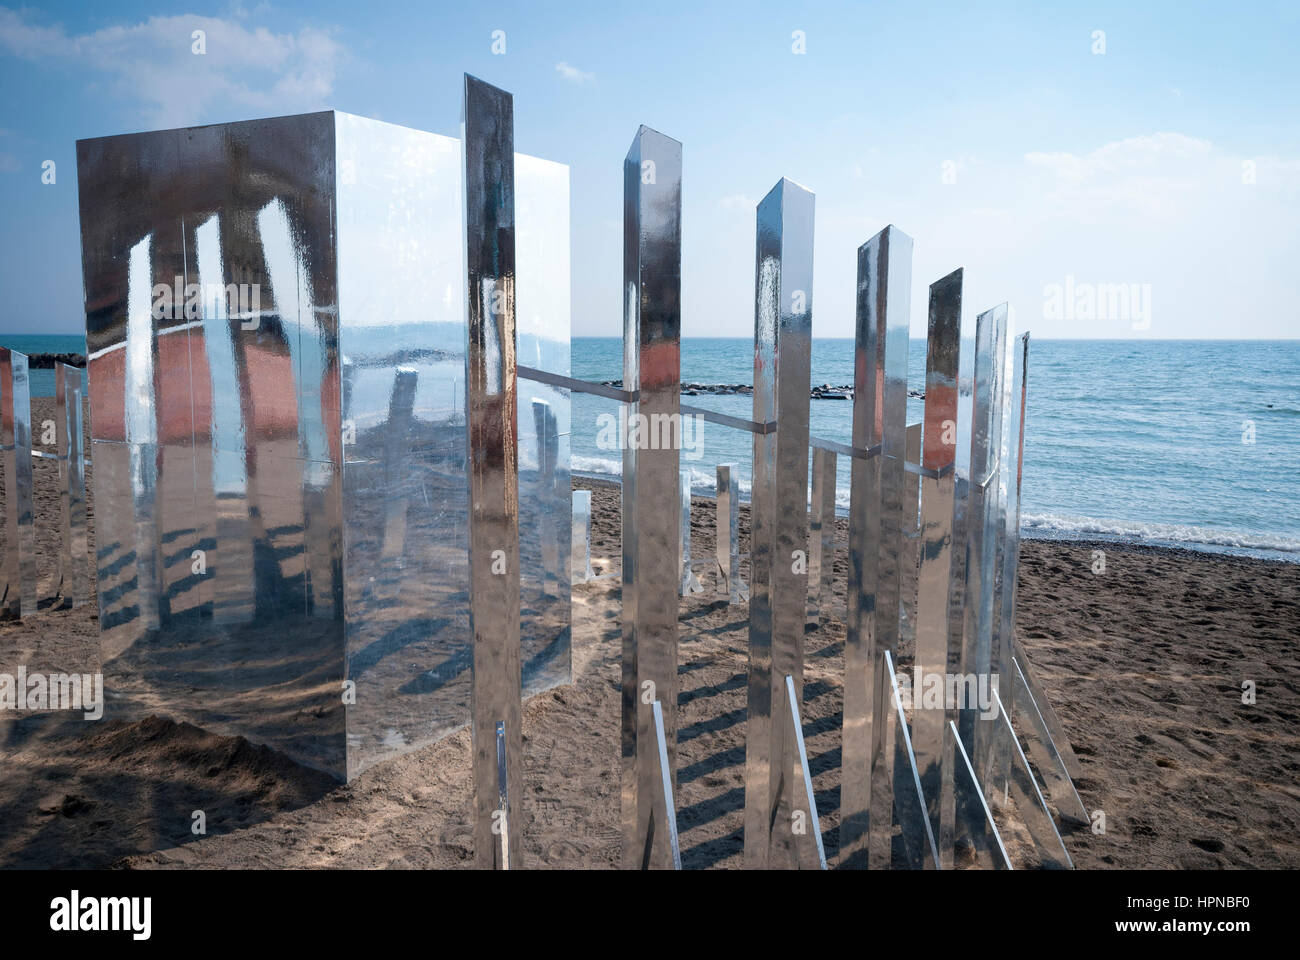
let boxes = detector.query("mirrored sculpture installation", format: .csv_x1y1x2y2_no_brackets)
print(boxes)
64,72,1087,870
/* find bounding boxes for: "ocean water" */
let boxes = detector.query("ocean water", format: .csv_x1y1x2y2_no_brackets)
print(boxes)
9,333,1296,560
569,338,1300,562
0,334,86,399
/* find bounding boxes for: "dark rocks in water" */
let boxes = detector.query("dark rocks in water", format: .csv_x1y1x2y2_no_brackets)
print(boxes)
588,377,924,400
26,352,86,369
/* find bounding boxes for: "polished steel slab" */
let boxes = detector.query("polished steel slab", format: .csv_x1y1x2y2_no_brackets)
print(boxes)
679,469,703,596
1011,654,1090,826
885,650,940,870
951,718,1011,869
840,225,913,868
959,305,1008,780
77,103,572,783
55,363,89,607
786,673,828,870
650,699,683,870
989,686,1074,869
807,446,835,626
571,490,594,583
898,421,922,666
463,74,524,869
620,124,683,870
0,349,35,619
715,463,746,603
744,178,814,869
986,332,1030,790
912,268,963,870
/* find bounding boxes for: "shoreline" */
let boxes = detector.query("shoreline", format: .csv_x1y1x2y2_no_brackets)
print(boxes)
572,471,1300,566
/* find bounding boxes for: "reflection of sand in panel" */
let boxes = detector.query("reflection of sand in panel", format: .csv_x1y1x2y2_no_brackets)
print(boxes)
104,612,345,778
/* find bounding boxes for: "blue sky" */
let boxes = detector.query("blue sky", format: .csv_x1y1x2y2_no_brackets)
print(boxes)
1,0,1297,338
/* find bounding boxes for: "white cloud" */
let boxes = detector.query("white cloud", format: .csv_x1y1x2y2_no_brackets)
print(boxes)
0,7,344,127
554,61,594,85
718,193,753,211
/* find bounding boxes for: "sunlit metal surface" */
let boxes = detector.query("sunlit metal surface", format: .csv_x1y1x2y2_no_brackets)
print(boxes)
840,225,912,868
950,718,1011,869
744,178,814,869
678,469,703,595
785,673,828,870
1011,655,1089,825
0,348,35,619
76,105,571,783
715,463,745,603
885,650,940,870
959,305,1008,779
807,446,835,626
898,421,922,666
571,490,594,583
620,124,683,870
56,363,88,607
463,74,524,869
986,332,1030,790
990,686,1074,868
650,699,683,870
912,268,963,870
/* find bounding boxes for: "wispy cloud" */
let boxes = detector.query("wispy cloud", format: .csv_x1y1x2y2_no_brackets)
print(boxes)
554,61,594,85
0,7,344,127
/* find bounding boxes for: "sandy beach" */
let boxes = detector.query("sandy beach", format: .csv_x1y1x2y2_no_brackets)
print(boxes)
1,411,1297,869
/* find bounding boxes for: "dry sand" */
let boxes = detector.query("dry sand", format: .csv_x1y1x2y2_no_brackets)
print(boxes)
1,422,1297,869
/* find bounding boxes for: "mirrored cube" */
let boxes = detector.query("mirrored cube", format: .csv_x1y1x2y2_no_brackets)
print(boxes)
77,111,571,780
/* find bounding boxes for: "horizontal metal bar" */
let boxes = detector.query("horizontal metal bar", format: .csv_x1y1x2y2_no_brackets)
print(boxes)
811,435,881,462
518,364,637,403
679,401,776,435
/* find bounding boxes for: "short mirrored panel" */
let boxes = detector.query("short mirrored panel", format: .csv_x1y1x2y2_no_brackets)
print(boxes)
951,719,1011,869
679,469,702,595
715,463,745,603
571,490,594,583
0,348,36,620
56,363,89,608
807,446,835,626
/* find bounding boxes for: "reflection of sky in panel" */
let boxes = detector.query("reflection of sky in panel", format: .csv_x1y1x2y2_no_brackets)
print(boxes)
125,234,155,446
258,198,331,471
196,215,248,495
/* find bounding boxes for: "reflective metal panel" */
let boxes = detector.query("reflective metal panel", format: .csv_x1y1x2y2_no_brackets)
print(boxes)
679,469,702,595
744,178,814,869
913,268,963,870
950,718,1011,869
56,363,89,607
650,699,683,870
989,686,1074,869
77,104,572,785
807,447,835,626
463,74,524,869
898,421,922,665
885,650,940,870
0,349,35,619
786,674,828,870
840,225,912,868
620,125,682,870
959,305,1008,778
571,490,594,583
715,463,745,603
987,332,1030,790
1011,655,1090,825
